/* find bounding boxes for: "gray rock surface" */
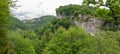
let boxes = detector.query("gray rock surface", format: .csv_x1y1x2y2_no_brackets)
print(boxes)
57,14,104,33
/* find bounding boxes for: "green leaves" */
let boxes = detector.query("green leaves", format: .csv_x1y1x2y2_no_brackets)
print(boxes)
56,4,97,19
40,26,120,54
82,0,96,5
0,0,10,54
42,27,95,54
83,0,120,21
8,31,37,54
94,31,120,54
56,4,82,16
95,8,110,19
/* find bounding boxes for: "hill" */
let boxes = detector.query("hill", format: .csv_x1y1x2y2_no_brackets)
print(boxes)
23,15,56,29
9,16,28,30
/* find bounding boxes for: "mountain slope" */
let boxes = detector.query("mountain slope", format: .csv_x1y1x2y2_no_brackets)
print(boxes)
23,15,56,29
9,16,28,30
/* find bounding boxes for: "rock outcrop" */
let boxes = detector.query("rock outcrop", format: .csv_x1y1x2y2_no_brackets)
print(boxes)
57,13,104,34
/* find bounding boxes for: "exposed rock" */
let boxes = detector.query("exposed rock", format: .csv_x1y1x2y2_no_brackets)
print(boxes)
74,17,103,33
57,13,104,33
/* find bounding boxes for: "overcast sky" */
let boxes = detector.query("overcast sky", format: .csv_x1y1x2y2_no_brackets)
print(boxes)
10,0,83,20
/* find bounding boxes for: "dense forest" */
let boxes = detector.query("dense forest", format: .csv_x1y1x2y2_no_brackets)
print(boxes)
0,0,120,54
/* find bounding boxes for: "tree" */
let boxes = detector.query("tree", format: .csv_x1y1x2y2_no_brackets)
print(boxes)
94,31,120,54
0,0,11,54
83,0,120,21
38,29,53,54
56,4,82,18
8,31,36,54
42,27,96,54
58,18,71,29
95,8,111,20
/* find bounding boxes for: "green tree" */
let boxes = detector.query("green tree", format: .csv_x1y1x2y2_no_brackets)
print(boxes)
58,18,71,29
0,0,10,54
82,0,120,21
18,30,41,54
38,29,53,54
8,31,36,54
95,8,111,20
56,4,82,18
94,31,120,54
42,27,96,54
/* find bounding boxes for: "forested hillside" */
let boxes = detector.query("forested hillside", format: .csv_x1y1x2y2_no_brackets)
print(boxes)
23,15,56,29
1,0,120,54
9,16,28,30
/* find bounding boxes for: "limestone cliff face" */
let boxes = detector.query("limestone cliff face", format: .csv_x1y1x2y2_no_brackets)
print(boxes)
74,16,103,33
57,13,104,33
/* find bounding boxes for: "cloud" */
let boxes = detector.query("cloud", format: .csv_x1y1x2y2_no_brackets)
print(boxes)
11,0,83,20
10,9,33,20
37,2,43,8
38,1,43,5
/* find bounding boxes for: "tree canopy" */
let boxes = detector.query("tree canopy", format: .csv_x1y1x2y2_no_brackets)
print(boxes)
83,0,120,21
0,0,11,54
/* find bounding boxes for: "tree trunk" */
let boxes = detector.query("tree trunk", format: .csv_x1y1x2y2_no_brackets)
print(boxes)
109,6,117,21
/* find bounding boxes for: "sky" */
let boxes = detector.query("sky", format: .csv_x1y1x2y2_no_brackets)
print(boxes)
10,0,83,20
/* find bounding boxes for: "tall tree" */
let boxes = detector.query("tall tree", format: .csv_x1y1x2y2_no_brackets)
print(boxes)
82,0,120,21
0,0,10,54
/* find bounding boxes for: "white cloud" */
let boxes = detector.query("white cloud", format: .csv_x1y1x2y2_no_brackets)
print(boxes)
11,0,83,20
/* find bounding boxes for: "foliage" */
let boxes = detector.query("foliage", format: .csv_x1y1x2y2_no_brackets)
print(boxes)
56,4,97,18
56,4,81,16
42,27,95,54
35,17,71,39
42,27,120,54
55,18,71,29
82,0,120,21
37,29,53,54
94,31,120,54
0,0,11,54
8,31,37,54
82,0,120,30
15,30,40,54
95,8,111,20
24,15,56,29
101,23,120,31
9,16,28,30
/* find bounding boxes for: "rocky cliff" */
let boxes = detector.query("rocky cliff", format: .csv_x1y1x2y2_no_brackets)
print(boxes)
57,13,104,34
